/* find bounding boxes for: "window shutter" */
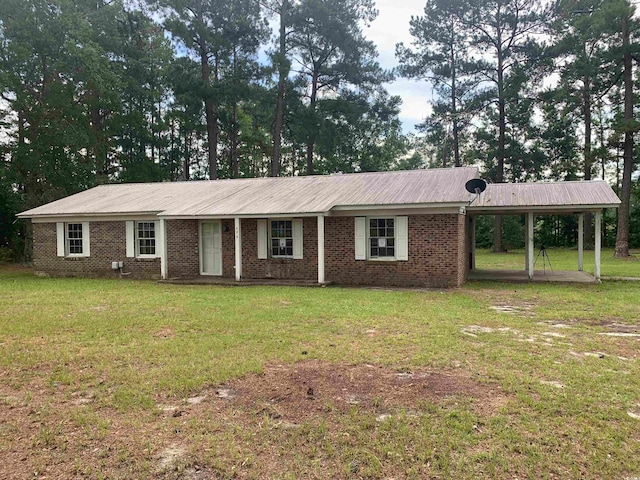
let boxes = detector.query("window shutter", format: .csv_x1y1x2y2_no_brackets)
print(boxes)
126,221,135,258
154,220,162,258
56,223,65,257
292,219,303,259
82,222,90,257
354,217,366,260
396,216,408,261
257,219,268,259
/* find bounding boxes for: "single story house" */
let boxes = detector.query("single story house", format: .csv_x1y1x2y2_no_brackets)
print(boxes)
17,167,621,287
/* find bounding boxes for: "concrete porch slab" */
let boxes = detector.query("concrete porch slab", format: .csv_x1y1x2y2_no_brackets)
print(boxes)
467,269,596,284
160,277,330,287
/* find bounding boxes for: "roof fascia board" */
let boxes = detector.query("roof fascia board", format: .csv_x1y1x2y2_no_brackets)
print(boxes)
467,204,618,214
331,202,468,212
329,207,464,217
29,214,161,223
159,212,327,220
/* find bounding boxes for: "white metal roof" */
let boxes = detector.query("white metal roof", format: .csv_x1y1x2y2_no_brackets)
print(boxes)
468,181,621,213
18,167,480,218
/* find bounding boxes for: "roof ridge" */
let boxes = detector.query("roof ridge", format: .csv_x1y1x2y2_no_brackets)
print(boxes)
93,167,480,188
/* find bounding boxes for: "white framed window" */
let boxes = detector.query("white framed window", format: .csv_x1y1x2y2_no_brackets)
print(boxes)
67,223,84,255
126,220,159,258
369,218,395,259
355,216,408,261
136,221,156,256
270,220,293,258
258,218,303,260
57,222,90,257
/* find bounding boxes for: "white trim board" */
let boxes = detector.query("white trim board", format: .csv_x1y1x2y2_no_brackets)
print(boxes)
32,215,160,223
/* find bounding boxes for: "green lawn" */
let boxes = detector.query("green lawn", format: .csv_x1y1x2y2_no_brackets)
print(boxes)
476,247,640,277
1,266,640,478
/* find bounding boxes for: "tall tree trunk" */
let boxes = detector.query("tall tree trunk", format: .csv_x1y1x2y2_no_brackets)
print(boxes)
272,0,289,177
199,37,218,180
305,70,319,175
230,102,239,178
492,52,506,253
583,73,593,248
450,20,461,168
184,129,190,181
599,105,606,247
170,119,176,181
615,15,634,258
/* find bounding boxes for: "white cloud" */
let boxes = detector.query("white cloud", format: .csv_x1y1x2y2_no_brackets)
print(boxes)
384,78,434,132
364,0,430,133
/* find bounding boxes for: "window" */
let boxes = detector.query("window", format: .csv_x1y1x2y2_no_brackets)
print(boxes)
67,223,84,255
369,218,395,258
136,221,156,256
270,220,293,257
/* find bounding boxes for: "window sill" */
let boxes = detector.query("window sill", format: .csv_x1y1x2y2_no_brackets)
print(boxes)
64,256,89,260
134,256,158,261
367,257,398,262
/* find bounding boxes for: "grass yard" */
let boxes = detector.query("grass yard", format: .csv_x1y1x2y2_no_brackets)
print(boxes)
1,264,640,479
476,247,640,277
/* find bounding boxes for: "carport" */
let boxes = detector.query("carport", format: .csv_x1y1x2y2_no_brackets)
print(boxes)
466,181,621,282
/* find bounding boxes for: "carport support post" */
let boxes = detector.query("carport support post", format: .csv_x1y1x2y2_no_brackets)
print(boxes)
317,215,325,284
595,210,601,281
234,217,242,281
578,213,584,271
527,212,534,279
524,217,529,271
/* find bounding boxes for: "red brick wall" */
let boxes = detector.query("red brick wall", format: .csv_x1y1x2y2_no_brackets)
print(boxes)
221,219,236,278
166,219,199,278
240,218,318,280
458,214,469,286
32,214,467,287
33,222,160,279
324,214,465,288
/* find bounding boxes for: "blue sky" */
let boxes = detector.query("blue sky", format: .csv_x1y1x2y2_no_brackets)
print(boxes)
364,0,433,133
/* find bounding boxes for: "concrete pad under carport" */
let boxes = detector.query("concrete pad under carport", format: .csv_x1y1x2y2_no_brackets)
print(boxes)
468,269,596,284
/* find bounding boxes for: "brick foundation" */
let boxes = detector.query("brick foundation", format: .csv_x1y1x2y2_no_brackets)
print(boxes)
32,213,469,287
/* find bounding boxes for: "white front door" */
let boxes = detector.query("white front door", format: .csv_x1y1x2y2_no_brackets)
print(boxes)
200,221,222,276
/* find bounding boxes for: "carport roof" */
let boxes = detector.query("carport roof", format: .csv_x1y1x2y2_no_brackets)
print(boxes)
468,181,620,214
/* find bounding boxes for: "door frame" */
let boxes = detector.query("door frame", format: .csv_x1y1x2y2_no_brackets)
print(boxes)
199,220,223,276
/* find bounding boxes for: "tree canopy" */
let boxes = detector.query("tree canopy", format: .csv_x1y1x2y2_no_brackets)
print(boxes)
0,0,639,260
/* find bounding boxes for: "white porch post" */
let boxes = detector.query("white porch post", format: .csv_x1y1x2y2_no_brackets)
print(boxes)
527,212,534,279
595,210,601,281
317,215,325,284
159,218,168,280
234,217,242,281
318,215,324,283
578,213,584,271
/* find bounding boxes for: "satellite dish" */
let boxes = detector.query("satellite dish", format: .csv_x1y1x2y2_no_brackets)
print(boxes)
465,178,487,194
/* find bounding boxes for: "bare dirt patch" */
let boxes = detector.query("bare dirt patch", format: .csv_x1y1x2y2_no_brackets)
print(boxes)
0,361,507,479
210,360,506,422
154,327,176,338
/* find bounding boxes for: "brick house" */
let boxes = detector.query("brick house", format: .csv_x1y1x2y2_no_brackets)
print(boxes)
17,167,621,287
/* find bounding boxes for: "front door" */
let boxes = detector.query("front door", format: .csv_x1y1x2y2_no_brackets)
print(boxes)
200,221,222,276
